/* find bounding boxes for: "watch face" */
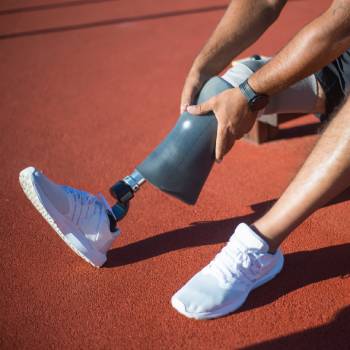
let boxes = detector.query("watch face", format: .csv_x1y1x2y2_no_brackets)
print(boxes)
250,95,269,111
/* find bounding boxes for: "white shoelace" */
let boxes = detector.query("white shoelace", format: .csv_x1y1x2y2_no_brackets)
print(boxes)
207,240,262,285
63,186,113,233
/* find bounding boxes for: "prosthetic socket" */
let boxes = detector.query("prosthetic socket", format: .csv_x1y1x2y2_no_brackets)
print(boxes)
110,77,233,221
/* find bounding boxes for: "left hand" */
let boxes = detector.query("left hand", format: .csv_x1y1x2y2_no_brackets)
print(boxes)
186,88,258,162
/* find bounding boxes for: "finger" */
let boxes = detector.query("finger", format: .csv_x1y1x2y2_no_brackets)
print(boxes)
215,126,227,162
180,91,193,113
215,127,236,162
180,103,189,114
187,99,214,115
180,84,199,113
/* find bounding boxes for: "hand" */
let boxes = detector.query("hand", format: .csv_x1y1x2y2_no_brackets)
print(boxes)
187,88,258,162
180,70,211,114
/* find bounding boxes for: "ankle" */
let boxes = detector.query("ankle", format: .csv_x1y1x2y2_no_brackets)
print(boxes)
249,224,280,254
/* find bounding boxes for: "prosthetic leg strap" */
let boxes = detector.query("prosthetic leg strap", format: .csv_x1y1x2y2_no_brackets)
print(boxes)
222,57,319,114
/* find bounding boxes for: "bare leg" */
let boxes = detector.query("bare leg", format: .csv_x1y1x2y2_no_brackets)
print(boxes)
253,96,350,252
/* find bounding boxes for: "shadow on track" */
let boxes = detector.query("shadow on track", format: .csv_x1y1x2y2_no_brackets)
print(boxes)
275,121,321,140
106,187,350,269
242,306,350,350
236,243,349,313
106,187,350,310
107,233,349,307
106,213,259,267
0,0,118,16
251,186,350,213
0,5,227,40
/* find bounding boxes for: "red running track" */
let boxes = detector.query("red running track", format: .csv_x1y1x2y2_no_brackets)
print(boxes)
1,0,349,348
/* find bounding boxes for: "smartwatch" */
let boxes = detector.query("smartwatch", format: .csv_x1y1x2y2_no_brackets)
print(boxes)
239,79,269,112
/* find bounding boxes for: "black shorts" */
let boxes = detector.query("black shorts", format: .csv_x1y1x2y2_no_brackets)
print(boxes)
316,49,350,120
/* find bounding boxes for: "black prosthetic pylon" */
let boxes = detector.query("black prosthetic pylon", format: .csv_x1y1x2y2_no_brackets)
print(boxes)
110,181,133,221
110,170,145,221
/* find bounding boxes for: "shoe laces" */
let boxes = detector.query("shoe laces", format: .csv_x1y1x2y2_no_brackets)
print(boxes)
207,240,262,285
63,186,114,233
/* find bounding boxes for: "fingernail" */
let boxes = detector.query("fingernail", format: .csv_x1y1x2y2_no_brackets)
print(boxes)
216,158,222,164
181,104,188,113
187,105,195,113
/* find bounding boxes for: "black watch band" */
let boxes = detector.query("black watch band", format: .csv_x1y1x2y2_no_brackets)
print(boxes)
239,79,269,112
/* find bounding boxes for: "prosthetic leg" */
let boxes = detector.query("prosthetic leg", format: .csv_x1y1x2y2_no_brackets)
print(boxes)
109,56,320,222
110,76,233,220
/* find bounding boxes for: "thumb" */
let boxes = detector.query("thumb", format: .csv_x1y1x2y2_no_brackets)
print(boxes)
186,99,213,115
180,87,197,113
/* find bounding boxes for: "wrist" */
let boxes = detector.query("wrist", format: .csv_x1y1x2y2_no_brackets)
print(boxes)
188,67,212,86
247,75,265,95
191,58,218,79
238,79,269,112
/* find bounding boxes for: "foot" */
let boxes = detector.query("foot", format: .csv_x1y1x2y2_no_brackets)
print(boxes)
171,223,284,319
19,166,120,267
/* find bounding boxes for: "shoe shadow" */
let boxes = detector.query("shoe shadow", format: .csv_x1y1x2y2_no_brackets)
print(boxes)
237,243,350,313
241,306,350,350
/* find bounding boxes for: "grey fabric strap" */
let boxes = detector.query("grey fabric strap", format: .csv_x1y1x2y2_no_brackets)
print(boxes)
222,57,318,114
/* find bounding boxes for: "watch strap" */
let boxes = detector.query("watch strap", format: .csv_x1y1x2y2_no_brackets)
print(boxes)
239,79,258,103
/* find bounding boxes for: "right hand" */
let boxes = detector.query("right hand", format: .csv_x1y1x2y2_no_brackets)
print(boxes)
180,70,211,114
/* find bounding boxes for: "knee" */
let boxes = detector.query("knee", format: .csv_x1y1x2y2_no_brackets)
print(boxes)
221,56,271,88
239,55,270,73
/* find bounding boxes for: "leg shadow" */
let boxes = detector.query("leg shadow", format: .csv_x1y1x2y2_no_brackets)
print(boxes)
105,210,263,268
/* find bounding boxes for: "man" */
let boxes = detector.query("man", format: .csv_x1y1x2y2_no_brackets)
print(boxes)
19,0,350,319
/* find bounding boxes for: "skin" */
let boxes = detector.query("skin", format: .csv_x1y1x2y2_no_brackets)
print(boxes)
181,0,350,250
180,0,287,114
254,98,350,252
185,0,350,161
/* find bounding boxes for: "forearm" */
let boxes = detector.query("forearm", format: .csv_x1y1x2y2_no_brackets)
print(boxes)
249,0,350,95
190,0,286,76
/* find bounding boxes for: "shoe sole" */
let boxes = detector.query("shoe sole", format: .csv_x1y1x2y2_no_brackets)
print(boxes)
19,167,107,268
171,253,284,320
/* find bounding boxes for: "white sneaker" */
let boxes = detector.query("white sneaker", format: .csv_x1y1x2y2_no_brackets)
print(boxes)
171,223,284,319
19,166,120,267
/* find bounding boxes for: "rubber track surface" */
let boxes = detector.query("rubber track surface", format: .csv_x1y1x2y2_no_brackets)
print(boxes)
1,0,349,349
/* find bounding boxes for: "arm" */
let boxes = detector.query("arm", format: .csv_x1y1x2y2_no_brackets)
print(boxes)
180,0,287,112
190,0,287,76
249,0,350,94
188,0,350,161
